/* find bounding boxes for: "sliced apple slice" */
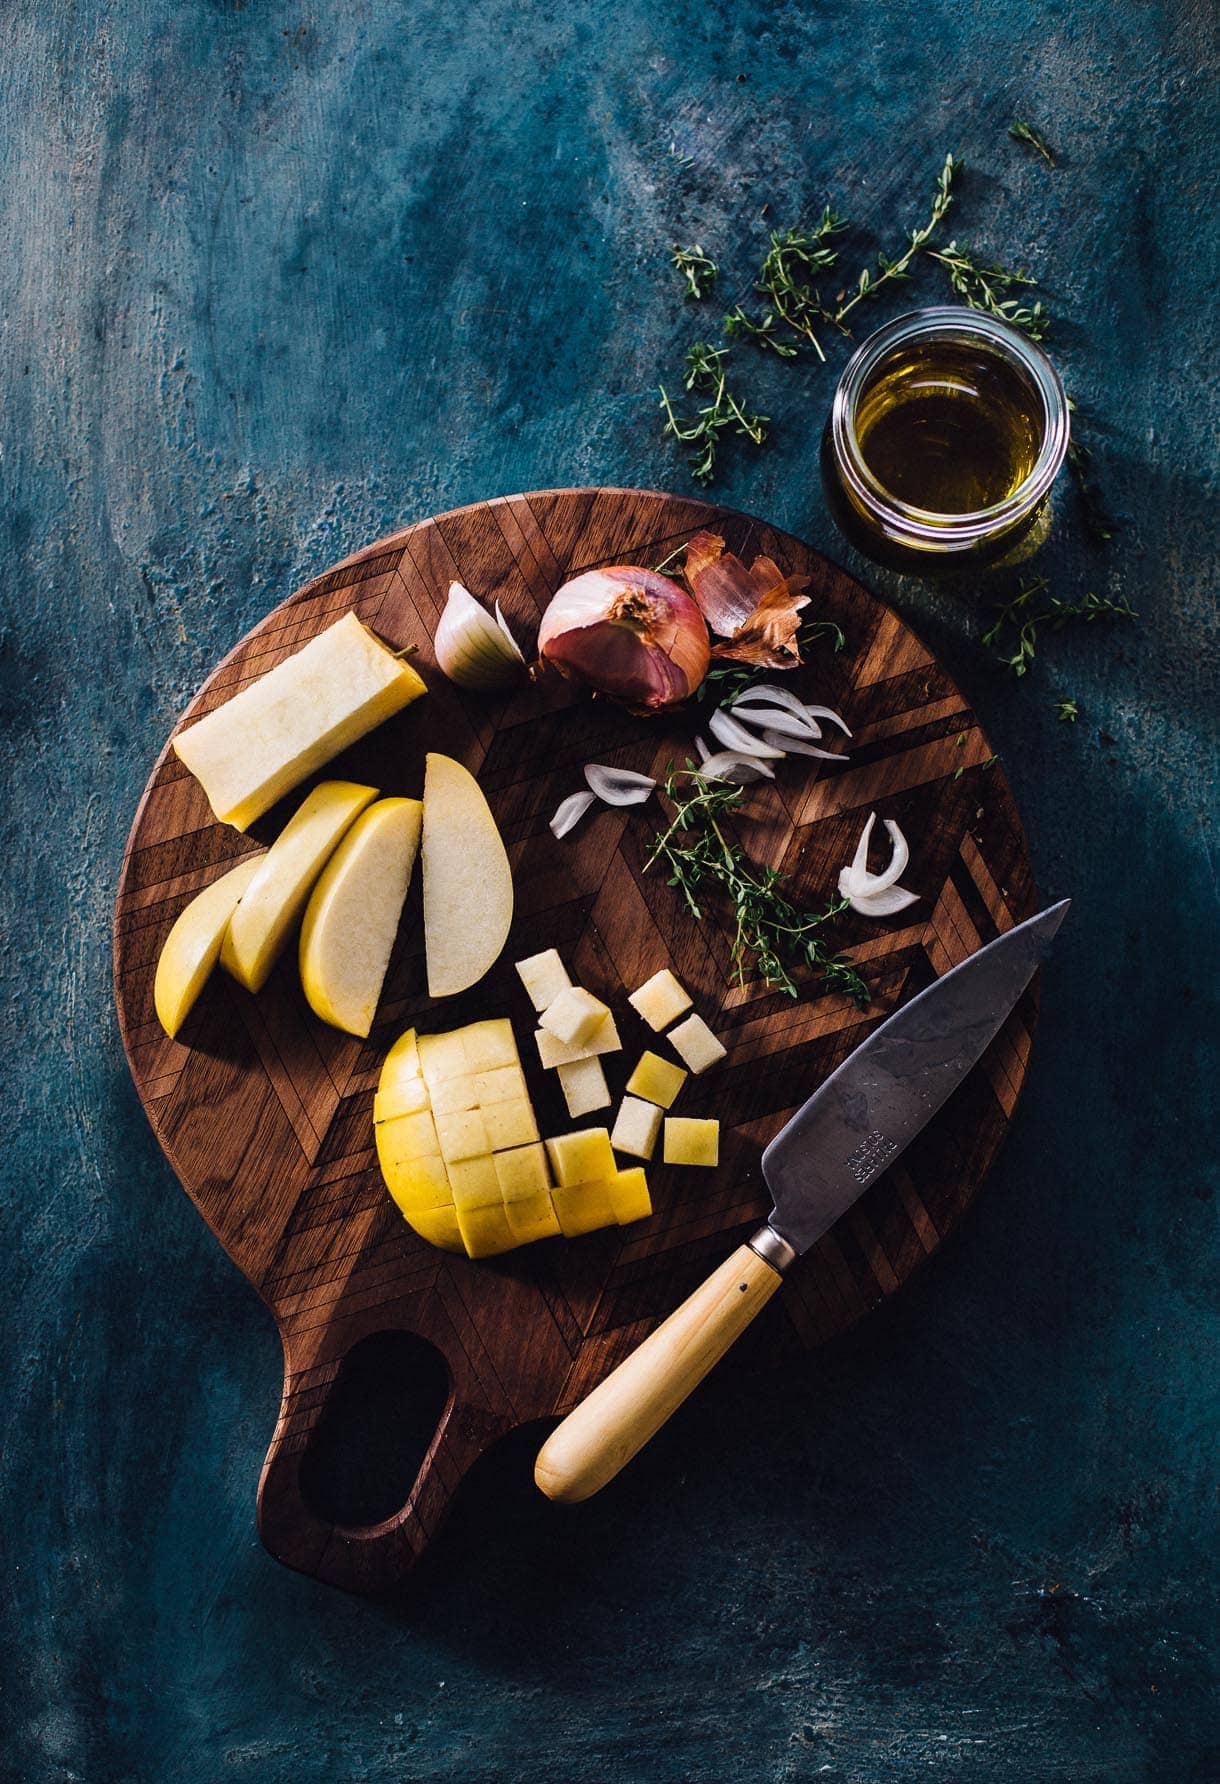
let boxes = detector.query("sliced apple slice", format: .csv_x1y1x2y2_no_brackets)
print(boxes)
154,856,262,1038
298,796,422,1036
421,752,513,998
220,780,377,992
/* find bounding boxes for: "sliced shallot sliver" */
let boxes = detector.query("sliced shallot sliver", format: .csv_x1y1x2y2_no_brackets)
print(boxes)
800,703,852,739
550,790,597,839
698,749,776,782
730,706,823,742
584,763,657,806
731,682,823,723
694,735,712,762
756,728,848,762
840,812,910,896
845,883,920,917
494,601,527,663
708,707,786,759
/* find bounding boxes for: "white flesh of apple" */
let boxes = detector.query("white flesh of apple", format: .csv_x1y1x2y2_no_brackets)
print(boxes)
299,797,422,1037
422,752,513,998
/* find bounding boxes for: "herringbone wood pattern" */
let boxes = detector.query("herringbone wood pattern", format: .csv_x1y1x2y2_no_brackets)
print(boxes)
113,489,1037,1595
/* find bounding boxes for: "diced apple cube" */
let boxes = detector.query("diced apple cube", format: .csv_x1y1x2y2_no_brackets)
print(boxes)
551,1180,617,1238
471,1063,527,1105
481,1099,540,1150
667,1012,727,1075
539,985,609,1048
418,1028,473,1086
433,1108,491,1163
373,1069,430,1125
503,1193,562,1244
402,1204,465,1254
606,1166,653,1226
515,948,572,1012
557,1055,611,1119
663,1116,720,1167
374,1109,441,1175
546,1127,616,1188
457,1201,520,1258
429,1073,479,1115
446,1155,503,1211
493,1141,552,1202
535,1012,622,1068
380,1152,452,1216
625,1051,687,1109
461,1018,519,1073
628,968,692,1031
610,1095,662,1161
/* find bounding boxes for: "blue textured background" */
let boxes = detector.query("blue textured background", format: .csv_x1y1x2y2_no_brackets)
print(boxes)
2,3,1217,1779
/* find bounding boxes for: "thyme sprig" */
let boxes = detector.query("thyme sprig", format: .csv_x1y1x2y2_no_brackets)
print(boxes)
1009,121,1056,167
834,153,959,325
672,245,720,300
724,303,800,358
658,343,768,483
645,767,869,1005
983,580,1138,676
1066,439,1121,542
1054,697,1080,723
924,241,1049,340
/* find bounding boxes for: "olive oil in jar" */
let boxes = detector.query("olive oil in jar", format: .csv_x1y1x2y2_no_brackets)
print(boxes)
854,340,1042,515
823,308,1070,571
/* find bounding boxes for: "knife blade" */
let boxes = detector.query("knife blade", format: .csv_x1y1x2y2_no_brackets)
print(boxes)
535,899,1069,1502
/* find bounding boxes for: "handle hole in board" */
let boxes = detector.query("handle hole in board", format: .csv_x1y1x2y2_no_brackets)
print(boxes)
298,1332,450,1530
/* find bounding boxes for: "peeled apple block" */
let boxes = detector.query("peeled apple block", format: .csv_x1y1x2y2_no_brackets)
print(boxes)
421,753,514,998
220,781,377,992
153,856,262,1038
172,613,424,831
299,796,422,1037
374,1020,643,1257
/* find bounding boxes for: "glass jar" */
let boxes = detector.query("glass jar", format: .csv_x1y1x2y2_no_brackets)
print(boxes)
821,306,1070,573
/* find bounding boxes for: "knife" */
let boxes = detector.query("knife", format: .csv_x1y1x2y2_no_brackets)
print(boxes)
535,898,1070,1502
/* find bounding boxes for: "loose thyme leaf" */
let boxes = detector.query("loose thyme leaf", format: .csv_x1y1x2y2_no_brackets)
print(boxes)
672,244,720,300
1054,697,1080,722
834,153,959,327
659,342,768,484
1009,121,1056,167
924,240,1049,340
645,768,869,1005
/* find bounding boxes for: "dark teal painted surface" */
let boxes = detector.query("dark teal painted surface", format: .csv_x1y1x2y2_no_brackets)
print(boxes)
2,2,1217,1778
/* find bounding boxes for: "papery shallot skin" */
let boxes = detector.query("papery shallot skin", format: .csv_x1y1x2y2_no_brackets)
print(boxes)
538,567,711,709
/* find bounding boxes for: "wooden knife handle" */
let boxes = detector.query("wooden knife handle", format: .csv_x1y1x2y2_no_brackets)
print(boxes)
534,1237,787,1503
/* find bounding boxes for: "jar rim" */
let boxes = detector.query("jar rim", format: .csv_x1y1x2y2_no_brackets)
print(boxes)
830,306,1070,548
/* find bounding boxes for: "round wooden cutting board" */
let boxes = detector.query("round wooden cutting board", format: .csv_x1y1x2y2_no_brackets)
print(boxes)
113,488,1039,1596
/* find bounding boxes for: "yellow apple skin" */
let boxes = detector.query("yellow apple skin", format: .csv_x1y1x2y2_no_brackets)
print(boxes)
219,780,377,993
153,857,262,1038
172,611,426,831
299,796,422,1037
421,753,513,998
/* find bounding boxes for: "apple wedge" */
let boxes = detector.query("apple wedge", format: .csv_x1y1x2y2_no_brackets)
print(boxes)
299,796,423,1037
173,612,426,832
421,753,513,998
220,780,377,992
153,856,262,1038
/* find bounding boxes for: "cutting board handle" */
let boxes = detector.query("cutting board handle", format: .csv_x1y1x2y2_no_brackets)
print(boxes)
256,1333,501,1595
535,1234,787,1503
